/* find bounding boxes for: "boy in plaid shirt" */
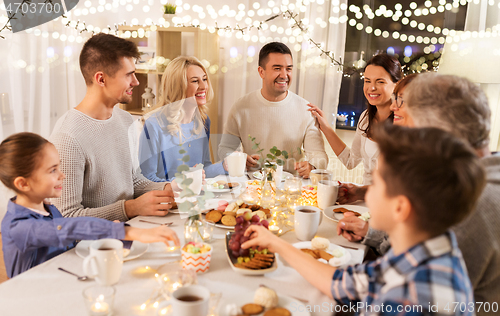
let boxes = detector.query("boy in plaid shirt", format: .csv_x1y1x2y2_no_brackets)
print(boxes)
243,124,485,315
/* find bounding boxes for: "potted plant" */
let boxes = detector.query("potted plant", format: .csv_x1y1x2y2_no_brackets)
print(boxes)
163,3,177,25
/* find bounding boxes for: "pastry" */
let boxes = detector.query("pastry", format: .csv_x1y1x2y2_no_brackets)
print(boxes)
264,307,291,316
254,286,278,309
311,237,330,251
221,215,237,226
225,202,239,213
205,210,222,223
317,249,334,261
241,303,264,315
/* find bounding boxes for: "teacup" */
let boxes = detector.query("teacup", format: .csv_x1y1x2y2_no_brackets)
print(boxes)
310,169,333,185
158,285,210,316
226,152,247,177
294,206,323,241
83,239,123,285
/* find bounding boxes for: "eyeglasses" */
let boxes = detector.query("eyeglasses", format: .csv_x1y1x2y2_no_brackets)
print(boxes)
391,94,404,108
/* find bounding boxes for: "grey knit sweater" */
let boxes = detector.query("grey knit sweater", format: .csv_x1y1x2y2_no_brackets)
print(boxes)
50,107,166,222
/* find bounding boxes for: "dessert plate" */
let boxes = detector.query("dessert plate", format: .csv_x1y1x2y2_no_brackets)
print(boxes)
323,205,369,222
224,232,277,275
291,241,351,267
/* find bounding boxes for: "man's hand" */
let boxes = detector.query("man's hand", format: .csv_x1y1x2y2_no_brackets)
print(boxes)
295,161,313,178
337,182,368,204
124,190,174,218
336,212,369,242
246,154,260,169
125,226,180,247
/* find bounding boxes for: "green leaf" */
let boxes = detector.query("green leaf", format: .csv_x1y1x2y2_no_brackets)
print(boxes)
181,155,190,162
204,191,215,199
178,149,187,154
177,164,190,173
267,154,274,160
180,189,194,198
277,159,284,166
252,144,259,150
269,148,276,155
282,151,289,159
182,178,193,186
275,149,281,157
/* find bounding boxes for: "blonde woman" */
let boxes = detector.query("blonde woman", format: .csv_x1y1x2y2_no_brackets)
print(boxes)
138,56,226,181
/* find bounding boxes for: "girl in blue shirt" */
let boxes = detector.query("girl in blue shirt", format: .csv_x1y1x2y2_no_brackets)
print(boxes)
138,56,227,182
0,132,180,278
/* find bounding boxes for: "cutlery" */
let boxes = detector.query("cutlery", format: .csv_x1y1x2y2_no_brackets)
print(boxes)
339,245,361,251
58,267,89,281
245,173,252,180
139,220,173,226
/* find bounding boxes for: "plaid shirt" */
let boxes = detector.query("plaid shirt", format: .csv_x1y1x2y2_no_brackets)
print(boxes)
331,231,475,316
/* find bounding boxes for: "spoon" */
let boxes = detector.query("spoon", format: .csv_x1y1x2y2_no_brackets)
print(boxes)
58,267,90,281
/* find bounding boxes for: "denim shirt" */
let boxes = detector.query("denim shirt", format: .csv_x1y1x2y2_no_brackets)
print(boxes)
1,198,125,278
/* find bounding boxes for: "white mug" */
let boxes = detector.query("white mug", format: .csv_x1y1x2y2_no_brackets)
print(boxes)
164,285,210,316
226,152,247,177
83,239,123,285
294,206,323,241
317,180,339,210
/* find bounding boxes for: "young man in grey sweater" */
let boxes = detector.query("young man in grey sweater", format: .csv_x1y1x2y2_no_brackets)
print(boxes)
50,33,178,222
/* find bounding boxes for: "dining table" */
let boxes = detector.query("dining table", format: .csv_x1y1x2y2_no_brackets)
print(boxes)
0,175,368,316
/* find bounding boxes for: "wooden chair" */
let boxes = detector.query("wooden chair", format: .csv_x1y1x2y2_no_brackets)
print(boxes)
0,233,9,283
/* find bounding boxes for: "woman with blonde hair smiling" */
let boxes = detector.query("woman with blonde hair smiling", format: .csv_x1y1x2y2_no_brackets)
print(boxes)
138,56,227,182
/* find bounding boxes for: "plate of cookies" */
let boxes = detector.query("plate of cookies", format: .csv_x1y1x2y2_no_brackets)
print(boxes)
219,286,310,316
323,205,370,222
293,237,351,267
225,232,278,275
204,200,272,229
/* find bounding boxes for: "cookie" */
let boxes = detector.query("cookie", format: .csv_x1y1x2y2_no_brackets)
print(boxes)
264,307,291,316
241,303,264,315
334,207,361,217
317,249,334,261
205,210,222,223
170,201,178,209
249,204,261,211
301,248,320,259
223,211,237,217
221,215,237,226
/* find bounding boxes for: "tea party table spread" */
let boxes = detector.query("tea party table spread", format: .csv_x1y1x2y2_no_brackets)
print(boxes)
0,175,367,316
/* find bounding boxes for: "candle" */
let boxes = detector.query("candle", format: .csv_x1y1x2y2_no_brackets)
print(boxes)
90,301,109,316
203,231,211,241
269,225,280,234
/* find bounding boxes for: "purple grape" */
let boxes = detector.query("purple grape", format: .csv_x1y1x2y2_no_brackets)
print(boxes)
261,220,269,229
232,250,239,258
236,216,244,224
230,241,240,252
239,248,249,257
235,224,244,232
240,236,249,244
233,233,241,242
251,215,260,223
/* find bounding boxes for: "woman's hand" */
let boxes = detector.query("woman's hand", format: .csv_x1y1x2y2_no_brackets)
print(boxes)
337,182,367,204
336,212,369,242
307,103,329,131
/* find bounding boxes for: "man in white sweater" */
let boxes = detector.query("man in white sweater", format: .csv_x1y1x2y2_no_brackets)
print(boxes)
50,34,177,222
219,42,328,178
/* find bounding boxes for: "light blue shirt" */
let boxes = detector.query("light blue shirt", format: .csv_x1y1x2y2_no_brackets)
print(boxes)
138,114,226,182
1,198,125,278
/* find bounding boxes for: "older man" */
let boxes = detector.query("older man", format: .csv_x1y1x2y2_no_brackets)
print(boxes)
50,33,177,222
337,73,500,312
218,42,328,178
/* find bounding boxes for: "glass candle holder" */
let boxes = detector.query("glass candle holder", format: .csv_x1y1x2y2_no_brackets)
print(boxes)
82,285,115,316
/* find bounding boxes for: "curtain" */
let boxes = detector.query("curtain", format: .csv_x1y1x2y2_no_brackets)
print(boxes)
0,0,347,225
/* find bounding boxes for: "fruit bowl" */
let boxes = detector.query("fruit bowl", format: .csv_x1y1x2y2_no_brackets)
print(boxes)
224,232,278,275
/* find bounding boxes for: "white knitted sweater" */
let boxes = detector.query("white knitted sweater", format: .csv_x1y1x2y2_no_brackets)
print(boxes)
218,90,328,172
50,107,166,222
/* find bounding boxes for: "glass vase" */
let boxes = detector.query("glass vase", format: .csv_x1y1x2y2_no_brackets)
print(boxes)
184,214,204,244
260,166,275,209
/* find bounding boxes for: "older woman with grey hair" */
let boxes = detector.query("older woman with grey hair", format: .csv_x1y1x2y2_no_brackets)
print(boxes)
337,73,500,312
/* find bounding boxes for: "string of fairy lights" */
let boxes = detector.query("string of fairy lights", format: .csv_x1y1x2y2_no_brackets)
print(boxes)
2,0,500,76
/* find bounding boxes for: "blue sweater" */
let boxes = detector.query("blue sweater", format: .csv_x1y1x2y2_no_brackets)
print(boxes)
1,198,125,278
138,114,226,182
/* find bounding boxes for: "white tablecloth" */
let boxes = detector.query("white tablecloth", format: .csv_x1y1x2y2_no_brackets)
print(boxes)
0,176,367,315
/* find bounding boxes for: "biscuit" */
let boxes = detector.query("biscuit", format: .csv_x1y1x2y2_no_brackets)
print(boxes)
317,250,334,261
205,210,222,223
249,204,261,211
301,248,320,259
241,303,264,315
334,207,361,217
264,307,291,316
170,201,178,209
223,211,237,217
221,215,237,226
